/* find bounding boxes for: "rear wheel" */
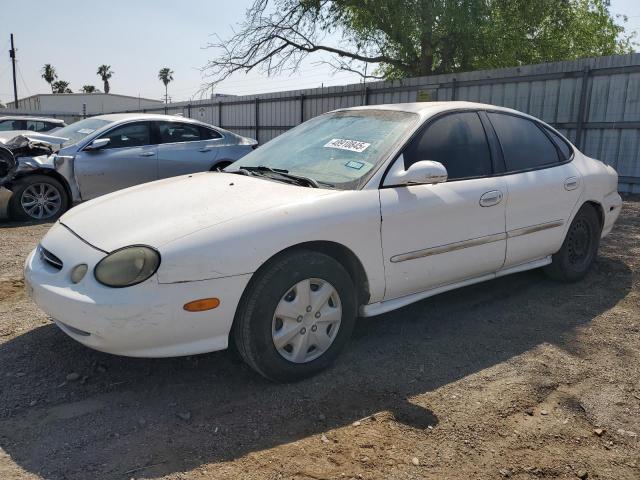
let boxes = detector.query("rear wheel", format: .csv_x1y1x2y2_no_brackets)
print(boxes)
544,204,601,282
233,250,357,382
9,175,69,221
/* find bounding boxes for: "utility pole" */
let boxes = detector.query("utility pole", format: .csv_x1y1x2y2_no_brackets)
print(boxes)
9,34,18,108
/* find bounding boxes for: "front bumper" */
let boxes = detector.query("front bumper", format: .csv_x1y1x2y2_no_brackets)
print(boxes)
24,222,251,357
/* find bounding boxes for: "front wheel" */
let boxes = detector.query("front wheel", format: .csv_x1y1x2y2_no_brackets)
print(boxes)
8,175,69,221
544,204,601,282
233,250,357,382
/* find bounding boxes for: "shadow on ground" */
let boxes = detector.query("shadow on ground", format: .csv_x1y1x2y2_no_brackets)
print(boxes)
0,255,632,479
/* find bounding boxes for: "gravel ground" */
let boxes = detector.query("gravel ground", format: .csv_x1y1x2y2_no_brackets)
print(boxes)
0,199,638,480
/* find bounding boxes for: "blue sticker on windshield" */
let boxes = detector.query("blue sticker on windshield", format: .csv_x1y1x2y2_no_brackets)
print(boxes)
345,160,365,170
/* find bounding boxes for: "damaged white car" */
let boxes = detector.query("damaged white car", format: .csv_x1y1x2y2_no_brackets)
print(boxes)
25,102,622,382
0,114,256,220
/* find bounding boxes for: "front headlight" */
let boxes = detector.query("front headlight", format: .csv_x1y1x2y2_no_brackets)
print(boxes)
94,246,160,288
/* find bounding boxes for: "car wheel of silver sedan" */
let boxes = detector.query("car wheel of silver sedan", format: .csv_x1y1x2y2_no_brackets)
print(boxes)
233,250,357,382
9,175,69,222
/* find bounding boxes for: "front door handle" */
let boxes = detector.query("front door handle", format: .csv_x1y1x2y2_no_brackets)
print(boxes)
564,176,580,191
139,152,155,157
479,190,503,207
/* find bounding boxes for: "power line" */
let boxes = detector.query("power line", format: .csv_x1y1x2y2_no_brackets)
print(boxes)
16,61,31,97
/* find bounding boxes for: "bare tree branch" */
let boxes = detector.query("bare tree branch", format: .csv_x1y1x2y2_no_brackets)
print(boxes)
202,0,407,86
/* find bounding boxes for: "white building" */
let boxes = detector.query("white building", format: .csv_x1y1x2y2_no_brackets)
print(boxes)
6,93,163,117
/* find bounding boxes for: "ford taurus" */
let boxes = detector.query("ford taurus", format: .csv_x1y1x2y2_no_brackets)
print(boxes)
24,102,622,381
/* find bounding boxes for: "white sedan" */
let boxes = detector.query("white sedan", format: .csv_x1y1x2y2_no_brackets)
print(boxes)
24,102,622,381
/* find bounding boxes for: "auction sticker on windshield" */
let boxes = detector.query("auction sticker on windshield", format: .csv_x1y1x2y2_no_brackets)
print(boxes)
324,138,371,153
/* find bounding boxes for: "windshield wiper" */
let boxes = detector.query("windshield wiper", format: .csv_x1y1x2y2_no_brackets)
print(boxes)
238,165,319,188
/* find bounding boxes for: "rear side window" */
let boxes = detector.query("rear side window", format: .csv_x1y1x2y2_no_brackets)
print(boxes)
403,112,492,180
488,113,559,171
26,120,48,132
199,126,222,140
157,122,218,143
545,128,573,161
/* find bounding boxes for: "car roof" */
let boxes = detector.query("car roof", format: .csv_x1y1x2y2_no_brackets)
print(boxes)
337,101,534,119
0,116,65,123
92,112,211,124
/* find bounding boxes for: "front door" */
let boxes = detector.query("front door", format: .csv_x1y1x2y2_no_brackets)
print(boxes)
380,111,507,300
74,121,158,200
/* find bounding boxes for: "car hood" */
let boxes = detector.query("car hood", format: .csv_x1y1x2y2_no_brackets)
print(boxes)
60,172,335,252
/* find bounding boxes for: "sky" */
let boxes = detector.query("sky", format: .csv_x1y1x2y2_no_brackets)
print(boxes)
0,0,639,105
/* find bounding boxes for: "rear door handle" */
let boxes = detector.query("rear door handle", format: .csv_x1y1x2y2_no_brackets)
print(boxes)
479,190,503,207
139,152,155,157
564,176,580,191
199,147,214,152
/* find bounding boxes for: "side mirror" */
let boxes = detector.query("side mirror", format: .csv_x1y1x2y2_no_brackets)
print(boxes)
384,159,448,187
85,138,110,151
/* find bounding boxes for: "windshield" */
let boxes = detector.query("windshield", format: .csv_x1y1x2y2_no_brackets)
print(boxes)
54,118,112,147
227,109,418,189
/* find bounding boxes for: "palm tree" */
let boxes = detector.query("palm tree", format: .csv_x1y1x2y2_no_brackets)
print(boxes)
81,85,98,93
52,81,72,94
97,65,114,94
41,64,58,93
158,67,174,104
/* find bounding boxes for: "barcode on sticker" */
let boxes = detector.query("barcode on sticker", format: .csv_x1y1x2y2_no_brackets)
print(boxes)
324,138,371,153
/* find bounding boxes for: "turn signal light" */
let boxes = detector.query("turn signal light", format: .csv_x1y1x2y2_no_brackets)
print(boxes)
183,298,220,312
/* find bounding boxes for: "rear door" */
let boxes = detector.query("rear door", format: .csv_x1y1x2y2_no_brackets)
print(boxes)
74,121,158,200
485,112,582,268
156,121,222,178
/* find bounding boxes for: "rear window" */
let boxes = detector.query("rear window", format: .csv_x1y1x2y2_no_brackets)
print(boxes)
488,113,559,172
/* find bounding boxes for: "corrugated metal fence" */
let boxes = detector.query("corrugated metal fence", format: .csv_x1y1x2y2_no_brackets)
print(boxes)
127,53,640,193
5,53,640,192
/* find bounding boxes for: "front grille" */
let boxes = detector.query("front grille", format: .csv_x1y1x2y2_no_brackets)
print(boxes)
39,246,63,271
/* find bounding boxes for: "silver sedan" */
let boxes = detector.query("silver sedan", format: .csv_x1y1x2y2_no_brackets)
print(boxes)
0,113,257,221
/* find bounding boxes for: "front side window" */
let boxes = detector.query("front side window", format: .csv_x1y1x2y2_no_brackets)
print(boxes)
488,113,559,171
403,112,492,181
227,109,418,189
99,122,151,149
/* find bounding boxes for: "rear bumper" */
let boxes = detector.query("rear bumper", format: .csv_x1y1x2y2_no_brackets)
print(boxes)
601,191,622,237
24,223,251,357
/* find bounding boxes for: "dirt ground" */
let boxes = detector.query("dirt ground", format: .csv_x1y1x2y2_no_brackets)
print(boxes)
0,199,638,480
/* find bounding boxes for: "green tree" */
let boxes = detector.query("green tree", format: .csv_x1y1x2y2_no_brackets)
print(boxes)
158,67,174,104
52,81,72,94
81,85,99,93
205,0,635,82
97,65,114,93
41,64,58,93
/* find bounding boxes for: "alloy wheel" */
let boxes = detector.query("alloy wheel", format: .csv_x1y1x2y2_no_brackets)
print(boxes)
20,183,62,220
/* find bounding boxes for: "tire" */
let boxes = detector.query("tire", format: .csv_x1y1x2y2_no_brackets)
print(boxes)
8,175,69,221
544,204,601,282
233,250,357,382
